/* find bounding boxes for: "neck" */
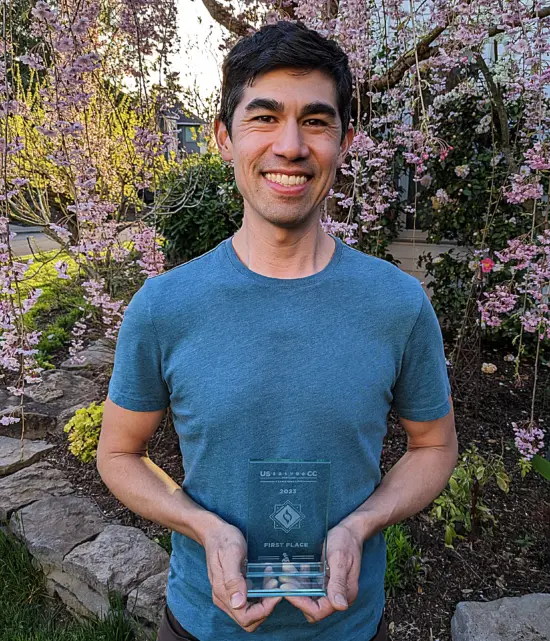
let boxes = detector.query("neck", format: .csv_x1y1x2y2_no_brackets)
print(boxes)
231,218,336,280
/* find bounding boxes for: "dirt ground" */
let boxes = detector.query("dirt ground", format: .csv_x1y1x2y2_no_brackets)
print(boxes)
40,342,550,641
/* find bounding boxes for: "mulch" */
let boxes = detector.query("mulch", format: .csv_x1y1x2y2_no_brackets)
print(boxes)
36,342,550,641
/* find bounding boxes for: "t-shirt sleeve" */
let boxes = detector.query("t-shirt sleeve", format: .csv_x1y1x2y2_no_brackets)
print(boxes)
107,279,170,411
391,287,451,422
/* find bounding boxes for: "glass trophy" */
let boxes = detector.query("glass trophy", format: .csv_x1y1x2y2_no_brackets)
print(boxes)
246,459,331,597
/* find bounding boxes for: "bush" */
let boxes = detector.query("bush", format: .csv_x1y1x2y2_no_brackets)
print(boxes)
64,401,104,463
155,153,243,266
430,444,510,547
384,523,423,597
414,87,549,356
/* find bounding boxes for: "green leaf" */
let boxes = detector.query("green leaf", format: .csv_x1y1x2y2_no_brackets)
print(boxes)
496,473,509,492
532,454,550,482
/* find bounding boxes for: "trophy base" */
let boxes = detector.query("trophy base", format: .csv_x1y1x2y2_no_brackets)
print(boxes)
245,561,327,598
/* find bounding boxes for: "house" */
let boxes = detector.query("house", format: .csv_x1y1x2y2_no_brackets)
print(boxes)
160,107,208,158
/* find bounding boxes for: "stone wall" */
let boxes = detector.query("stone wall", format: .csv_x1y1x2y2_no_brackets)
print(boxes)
0,342,169,637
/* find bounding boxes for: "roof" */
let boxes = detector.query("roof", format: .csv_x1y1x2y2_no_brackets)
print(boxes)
161,105,206,126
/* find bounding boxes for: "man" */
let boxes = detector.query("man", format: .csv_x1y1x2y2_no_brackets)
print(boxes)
98,20,457,641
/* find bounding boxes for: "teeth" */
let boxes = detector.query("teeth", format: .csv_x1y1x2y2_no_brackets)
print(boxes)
265,173,309,186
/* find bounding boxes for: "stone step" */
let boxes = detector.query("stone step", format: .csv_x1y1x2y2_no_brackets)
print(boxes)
0,461,74,520
0,435,54,476
9,495,108,565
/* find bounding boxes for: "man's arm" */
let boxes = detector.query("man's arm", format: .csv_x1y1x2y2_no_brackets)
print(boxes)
342,393,458,540
286,395,457,622
96,396,223,541
97,396,281,631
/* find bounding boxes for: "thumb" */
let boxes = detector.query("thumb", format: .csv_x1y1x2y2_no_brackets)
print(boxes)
326,571,349,610
220,549,248,610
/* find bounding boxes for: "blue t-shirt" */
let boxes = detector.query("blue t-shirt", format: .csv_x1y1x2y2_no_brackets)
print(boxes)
108,233,451,641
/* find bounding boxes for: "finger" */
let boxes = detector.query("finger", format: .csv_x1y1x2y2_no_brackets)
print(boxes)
238,597,282,630
285,595,336,622
213,593,282,632
262,565,279,591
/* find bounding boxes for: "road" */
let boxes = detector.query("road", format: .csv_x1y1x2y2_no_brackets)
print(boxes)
7,224,131,258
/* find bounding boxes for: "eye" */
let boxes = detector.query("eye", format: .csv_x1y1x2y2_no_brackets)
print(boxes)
304,119,328,126
254,115,276,123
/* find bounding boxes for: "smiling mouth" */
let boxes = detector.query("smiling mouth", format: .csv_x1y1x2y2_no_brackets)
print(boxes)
262,172,312,187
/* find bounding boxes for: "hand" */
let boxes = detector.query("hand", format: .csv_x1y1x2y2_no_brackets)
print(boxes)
285,521,363,624
202,521,282,632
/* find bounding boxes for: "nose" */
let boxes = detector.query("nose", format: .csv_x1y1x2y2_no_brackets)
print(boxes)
271,119,309,161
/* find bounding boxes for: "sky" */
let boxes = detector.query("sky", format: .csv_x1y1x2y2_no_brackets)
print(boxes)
169,0,226,98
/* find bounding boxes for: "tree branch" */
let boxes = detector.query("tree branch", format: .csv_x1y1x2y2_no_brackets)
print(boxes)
371,6,550,94
474,52,517,173
200,0,252,37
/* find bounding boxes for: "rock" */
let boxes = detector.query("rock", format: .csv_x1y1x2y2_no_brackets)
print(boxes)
127,569,169,626
60,339,115,371
0,462,74,520
451,593,550,641
45,566,110,619
0,387,22,407
0,370,99,439
24,370,99,406
0,435,54,476
63,525,170,598
0,402,58,440
9,495,107,565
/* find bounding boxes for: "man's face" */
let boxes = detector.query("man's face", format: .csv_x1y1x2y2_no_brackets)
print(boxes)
215,68,354,230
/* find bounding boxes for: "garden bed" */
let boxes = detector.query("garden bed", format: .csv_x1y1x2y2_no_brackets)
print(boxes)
38,344,550,641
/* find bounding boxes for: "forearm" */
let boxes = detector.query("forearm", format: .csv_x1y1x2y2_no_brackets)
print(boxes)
341,444,458,542
97,453,224,546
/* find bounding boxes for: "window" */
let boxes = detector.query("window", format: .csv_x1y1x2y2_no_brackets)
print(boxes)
184,126,197,143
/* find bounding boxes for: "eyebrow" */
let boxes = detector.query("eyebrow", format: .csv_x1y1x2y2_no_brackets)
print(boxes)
244,98,338,121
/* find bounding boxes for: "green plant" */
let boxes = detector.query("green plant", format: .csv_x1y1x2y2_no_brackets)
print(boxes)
155,152,243,266
383,523,423,597
64,401,104,463
430,444,510,547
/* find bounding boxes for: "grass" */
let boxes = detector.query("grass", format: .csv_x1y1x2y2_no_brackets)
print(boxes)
0,528,152,641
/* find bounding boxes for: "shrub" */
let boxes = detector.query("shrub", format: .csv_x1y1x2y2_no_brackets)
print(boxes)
430,444,510,547
383,523,423,597
63,401,104,463
155,153,243,266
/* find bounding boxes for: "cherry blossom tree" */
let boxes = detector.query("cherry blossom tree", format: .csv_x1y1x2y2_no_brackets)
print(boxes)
1,0,549,471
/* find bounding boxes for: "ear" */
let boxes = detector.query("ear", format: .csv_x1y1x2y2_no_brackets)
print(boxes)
214,119,233,162
337,123,355,167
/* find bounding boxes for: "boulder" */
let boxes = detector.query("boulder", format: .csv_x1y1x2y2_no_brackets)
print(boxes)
60,339,115,371
0,402,59,440
63,525,170,598
127,569,169,626
0,387,22,408
451,593,550,641
45,566,110,619
0,435,54,476
24,370,99,405
6,370,102,436
9,495,107,565
0,461,74,520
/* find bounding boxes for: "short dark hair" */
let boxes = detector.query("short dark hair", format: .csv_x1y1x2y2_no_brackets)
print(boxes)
218,21,353,143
